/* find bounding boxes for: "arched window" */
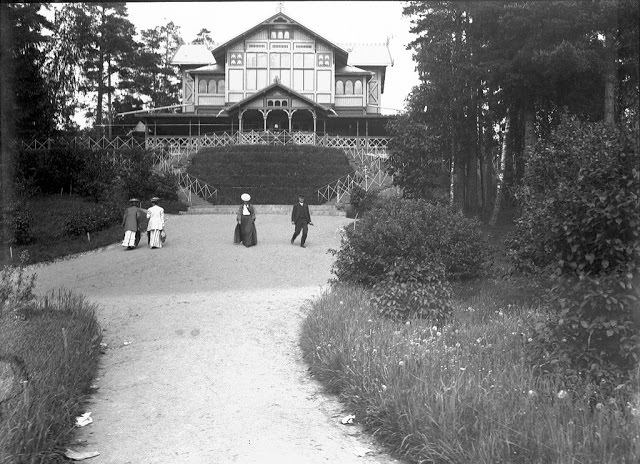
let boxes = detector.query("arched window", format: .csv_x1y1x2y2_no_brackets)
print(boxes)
217,80,225,94
207,79,216,93
198,79,207,93
277,31,284,39
336,80,344,95
354,80,363,95
284,31,290,39
275,100,281,107
267,100,274,106
345,80,354,95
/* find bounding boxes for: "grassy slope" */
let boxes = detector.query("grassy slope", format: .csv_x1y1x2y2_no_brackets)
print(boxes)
2,195,187,267
186,145,353,204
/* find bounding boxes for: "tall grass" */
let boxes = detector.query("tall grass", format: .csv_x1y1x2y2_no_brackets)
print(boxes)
300,284,640,464
0,264,102,464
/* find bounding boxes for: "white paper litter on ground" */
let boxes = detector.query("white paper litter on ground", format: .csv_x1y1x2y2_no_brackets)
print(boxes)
341,414,355,425
64,449,100,460
75,412,93,427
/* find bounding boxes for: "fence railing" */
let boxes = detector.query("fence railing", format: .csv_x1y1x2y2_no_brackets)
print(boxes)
175,171,218,202
317,166,390,204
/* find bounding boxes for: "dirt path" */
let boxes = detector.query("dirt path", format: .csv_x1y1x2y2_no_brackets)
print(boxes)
32,213,402,464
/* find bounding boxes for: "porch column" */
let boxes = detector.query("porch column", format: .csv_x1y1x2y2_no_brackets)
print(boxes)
312,111,317,145
288,109,297,131
365,120,369,149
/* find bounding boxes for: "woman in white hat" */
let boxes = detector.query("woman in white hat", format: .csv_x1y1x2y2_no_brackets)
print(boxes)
234,193,257,247
146,197,165,249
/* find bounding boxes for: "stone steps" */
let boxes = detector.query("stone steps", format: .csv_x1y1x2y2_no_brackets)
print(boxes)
183,204,345,216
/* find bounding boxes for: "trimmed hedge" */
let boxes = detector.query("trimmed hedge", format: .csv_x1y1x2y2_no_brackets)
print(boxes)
187,145,353,204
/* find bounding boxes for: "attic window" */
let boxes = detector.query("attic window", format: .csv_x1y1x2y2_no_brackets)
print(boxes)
270,29,290,40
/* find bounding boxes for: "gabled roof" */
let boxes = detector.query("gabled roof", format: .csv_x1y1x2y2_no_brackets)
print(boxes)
342,43,394,67
224,82,331,114
211,12,348,62
335,65,374,76
171,44,214,65
187,64,225,74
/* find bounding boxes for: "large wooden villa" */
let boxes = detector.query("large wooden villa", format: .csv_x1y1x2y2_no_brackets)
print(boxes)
137,11,394,139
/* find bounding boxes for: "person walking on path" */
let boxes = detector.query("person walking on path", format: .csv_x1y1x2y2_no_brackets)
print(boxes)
121,198,146,250
235,193,257,247
291,194,313,248
146,197,165,249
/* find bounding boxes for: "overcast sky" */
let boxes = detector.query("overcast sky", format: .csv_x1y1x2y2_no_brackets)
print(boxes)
125,1,420,113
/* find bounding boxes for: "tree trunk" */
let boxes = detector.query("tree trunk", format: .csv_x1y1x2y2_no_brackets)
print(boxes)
603,32,617,126
490,111,510,226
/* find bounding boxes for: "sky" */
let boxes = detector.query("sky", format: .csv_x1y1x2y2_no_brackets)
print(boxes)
124,1,420,114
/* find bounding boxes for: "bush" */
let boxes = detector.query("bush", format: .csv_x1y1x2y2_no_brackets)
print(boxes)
349,184,380,214
63,202,121,237
370,259,452,324
508,115,640,387
331,197,489,286
5,203,35,246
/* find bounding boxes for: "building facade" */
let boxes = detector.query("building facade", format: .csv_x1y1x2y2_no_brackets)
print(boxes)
141,11,394,137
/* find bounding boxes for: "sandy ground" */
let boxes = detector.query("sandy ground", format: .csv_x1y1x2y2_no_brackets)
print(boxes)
32,213,403,464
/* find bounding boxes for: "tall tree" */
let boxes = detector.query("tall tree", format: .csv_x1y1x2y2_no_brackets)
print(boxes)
2,3,55,139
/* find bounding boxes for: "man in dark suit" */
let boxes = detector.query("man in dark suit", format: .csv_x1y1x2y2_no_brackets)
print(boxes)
291,194,313,248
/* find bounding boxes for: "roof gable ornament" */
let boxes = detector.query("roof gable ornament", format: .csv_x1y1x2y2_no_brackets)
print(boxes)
278,2,284,13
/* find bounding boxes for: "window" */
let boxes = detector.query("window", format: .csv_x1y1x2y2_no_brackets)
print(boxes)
345,80,353,95
293,69,314,91
270,52,290,68
293,53,314,69
336,80,344,95
246,69,268,90
271,29,290,39
198,79,207,93
354,80,363,95
207,79,216,93
217,79,225,94
317,53,331,67
246,52,267,68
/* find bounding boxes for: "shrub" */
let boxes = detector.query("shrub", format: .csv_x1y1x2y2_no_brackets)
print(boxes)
63,202,121,237
349,184,380,215
5,203,34,246
370,259,452,324
508,115,640,387
331,197,489,286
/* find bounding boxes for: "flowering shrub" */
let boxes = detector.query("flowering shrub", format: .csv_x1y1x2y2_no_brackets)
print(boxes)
331,197,489,286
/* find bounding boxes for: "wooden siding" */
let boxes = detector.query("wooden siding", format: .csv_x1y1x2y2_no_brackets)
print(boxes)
335,95,365,107
197,95,225,106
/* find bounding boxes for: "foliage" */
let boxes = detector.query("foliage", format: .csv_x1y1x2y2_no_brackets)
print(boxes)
188,145,353,204
300,285,640,464
3,202,35,246
386,101,450,201
0,255,37,319
63,202,122,237
0,289,102,463
370,259,452,324
1,3,56,139
331,197,489,287
348,184,380,214
508,115,640,386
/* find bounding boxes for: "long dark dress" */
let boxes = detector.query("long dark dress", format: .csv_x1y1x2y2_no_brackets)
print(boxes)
235,204,257,247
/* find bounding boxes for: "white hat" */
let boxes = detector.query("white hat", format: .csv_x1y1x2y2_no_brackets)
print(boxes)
241,193,251,202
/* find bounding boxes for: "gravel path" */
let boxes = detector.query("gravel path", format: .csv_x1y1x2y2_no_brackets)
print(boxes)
32,213,402,464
